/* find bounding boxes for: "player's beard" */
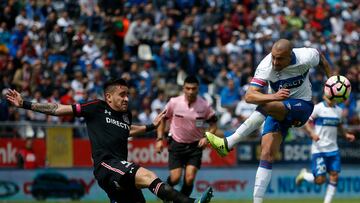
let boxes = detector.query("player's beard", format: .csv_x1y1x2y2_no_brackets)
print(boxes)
120,102,128,111
273,65,284,71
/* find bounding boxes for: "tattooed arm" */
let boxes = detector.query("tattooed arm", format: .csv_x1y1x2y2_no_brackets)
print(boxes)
29,102,73,116
6,89,74,116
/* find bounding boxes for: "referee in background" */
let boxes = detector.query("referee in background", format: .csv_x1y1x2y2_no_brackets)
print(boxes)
156,76,218,200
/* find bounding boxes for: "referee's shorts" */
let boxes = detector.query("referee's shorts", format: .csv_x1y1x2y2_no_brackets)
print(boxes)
94,159,145,203
168,137,203,170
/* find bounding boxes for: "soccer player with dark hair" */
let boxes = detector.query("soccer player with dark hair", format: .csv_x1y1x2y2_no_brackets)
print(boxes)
156,76,218,199
6,78,213,203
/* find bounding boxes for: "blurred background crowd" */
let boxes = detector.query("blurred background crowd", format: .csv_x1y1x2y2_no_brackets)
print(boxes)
0,0,359,139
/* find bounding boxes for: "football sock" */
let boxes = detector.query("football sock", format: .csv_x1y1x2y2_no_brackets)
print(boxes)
181,183,194,196
324,181,337,203
149,178,195,203
253,160,273,203
304,171,315,183
227,110,265,149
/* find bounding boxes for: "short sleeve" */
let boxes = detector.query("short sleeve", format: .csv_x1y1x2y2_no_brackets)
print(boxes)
164,99,174,119
250,77,268,88
251,54,270,88
309,104,319,121
336,106,344,124
72,100,101,118
304,48,320,68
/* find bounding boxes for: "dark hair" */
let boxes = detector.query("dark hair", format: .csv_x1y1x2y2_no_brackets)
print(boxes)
184,75,199,85
103,78,128,93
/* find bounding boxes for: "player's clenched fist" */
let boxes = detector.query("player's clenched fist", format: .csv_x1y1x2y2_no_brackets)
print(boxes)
274,88,290,101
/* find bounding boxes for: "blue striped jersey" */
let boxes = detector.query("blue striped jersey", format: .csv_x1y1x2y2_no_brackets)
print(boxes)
309,101,343,154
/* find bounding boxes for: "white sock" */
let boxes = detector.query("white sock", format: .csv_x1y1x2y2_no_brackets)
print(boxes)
253,161,272,203
254,197,263,203
227,111,265,149
324,182,337,203
304,171,315,183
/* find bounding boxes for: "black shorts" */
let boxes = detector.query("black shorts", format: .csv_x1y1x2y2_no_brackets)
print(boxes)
168,138,203,170
94,159,145,203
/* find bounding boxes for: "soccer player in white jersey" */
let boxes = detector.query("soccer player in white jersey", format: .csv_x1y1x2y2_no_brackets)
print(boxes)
206,39,332,203
295,94,355,203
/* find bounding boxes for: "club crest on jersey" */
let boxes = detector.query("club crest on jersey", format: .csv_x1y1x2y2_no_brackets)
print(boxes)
123,114,129,124
104,109,111,116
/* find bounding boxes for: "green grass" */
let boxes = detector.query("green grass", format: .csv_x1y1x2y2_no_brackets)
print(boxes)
2,200,360,203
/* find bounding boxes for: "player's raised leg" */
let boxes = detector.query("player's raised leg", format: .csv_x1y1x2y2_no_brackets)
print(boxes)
207,98,288,158
206,110,265,157
227,110,265,149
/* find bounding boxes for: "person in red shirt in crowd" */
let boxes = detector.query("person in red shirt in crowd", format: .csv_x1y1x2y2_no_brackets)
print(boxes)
16,138,37,169
59,88,75,123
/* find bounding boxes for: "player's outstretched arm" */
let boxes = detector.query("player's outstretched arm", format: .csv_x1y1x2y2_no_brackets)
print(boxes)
244,86,290,105
318,53,332,78
6,89,74,116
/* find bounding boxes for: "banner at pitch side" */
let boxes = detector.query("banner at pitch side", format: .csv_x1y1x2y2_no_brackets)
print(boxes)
72,138,237,167
73,139,93,167
237,141,360,164
0,138,237,168
0,168,359,201
127,138,237,167
0,138,46,168
46,127,73,167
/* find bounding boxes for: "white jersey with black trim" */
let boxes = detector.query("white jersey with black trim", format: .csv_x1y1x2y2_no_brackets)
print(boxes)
250,47,320,101
309,101,343,154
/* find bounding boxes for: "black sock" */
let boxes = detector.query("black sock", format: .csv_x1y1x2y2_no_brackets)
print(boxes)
148,178,195,203
180,183,194,196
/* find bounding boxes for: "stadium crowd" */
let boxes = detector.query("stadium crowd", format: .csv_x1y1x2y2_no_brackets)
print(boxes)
0,0,359,139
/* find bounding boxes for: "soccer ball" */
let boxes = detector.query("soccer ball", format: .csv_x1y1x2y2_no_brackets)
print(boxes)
324,75,351,103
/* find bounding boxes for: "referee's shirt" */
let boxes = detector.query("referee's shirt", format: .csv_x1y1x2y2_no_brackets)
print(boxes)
164,95,215,143
72,100,132,166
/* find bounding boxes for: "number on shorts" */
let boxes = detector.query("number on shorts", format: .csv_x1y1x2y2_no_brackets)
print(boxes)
316,157,326,175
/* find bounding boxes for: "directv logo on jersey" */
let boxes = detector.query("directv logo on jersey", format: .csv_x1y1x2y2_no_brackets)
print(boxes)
322,119,339,126
270,74,306,91
106,117,130,130
315,117,340,126
280,78,304,89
